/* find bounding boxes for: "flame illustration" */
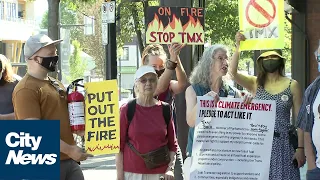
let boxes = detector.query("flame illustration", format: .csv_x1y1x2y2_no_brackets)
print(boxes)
146,14,204,44
86,144,120,152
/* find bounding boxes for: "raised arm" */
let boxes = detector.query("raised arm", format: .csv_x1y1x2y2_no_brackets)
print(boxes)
186,86,198,127
169,44,188,95
155,43,187,96
155,68,174,96
229,32,257,94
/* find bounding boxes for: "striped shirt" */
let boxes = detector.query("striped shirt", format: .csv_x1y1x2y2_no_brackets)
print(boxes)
297,76,320,132
297,76,320,155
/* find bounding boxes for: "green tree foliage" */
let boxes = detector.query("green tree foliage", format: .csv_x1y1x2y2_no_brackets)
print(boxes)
71,0,159,77
116,1,159,54
67,40,87,83
205,0,239,44
75,1,105,77
40,2,80,40
283,15,292,74
42,0,292,78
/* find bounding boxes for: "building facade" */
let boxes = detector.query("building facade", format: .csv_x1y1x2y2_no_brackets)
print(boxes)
117,43,140,93
0,0,37,76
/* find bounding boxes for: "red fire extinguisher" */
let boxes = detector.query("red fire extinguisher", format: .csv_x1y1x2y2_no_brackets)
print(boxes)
67,79,85,132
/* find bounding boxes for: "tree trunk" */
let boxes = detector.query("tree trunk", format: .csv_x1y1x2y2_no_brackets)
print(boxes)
130,3,144,54
47,0,60,79
143,1,148,31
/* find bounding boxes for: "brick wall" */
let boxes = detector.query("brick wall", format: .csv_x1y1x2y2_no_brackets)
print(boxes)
306,0,320,82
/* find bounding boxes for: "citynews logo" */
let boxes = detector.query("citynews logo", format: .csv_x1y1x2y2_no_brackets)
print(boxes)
5,132,57,165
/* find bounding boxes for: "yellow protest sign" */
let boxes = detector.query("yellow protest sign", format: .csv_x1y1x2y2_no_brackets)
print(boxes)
84,80,120,155
238,0,284,51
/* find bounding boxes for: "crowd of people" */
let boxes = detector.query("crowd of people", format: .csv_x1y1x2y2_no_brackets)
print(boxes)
0,31,320,180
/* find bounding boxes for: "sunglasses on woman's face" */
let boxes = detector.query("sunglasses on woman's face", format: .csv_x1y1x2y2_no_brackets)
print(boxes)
139,77,157,84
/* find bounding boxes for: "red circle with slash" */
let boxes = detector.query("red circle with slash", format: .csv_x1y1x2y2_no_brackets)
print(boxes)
245,0,276,28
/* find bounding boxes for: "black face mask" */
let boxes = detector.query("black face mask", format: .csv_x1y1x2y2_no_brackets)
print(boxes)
262,59,282,73
155,69,165,77
38,56,59,72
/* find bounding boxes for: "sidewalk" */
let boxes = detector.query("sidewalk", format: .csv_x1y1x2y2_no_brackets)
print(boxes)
80,154,308,180
81,154,117,180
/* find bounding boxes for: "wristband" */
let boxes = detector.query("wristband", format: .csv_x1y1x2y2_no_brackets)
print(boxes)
166,60,177,70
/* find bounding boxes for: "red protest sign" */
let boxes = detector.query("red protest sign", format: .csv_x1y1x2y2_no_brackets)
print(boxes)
245,0,276,28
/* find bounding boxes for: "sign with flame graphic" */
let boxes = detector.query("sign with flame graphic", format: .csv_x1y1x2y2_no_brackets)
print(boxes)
146,6,205,45
238,0,284,51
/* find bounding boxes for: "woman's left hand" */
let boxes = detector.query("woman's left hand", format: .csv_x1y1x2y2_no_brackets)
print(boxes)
293,148,306,168
168,43,185,62
163,170,174,180
242,93,254,104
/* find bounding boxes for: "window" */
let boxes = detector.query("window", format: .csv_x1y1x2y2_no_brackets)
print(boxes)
18,3,24,18
0,1,4,20
121,47,129,61
3,1,17,21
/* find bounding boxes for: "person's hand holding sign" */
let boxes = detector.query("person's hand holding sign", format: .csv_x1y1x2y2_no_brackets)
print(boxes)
242,92,254,104
68,145,93,162
205,91,220,106
235,31,246,48
168,43,185,63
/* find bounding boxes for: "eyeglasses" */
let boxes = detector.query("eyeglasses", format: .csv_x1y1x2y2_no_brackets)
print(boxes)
48,77,66,98
139,78,157,84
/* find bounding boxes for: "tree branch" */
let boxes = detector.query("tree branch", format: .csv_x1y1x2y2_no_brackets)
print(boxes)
130,3,144,54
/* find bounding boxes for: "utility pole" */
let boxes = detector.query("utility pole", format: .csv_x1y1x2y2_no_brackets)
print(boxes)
161,0,193,161
103,0,117,80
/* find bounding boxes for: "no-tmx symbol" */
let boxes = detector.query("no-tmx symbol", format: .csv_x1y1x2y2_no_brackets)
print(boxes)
245,0,276,28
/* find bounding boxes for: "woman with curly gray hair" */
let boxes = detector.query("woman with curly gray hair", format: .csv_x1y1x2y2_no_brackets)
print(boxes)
182,44,252,180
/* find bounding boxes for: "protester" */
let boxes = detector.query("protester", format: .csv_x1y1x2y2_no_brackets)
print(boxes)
183,44,253,180
0,54,18,120
297,58,320,179
137,43,188,179
140,43,188,97
116,65,178,180
229,32,305,179
12,34,93,180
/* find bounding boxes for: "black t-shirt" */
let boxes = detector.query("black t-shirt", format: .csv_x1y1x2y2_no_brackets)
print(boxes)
0,80,18,114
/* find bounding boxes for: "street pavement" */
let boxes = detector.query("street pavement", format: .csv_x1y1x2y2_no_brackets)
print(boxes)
80,154,308,180
81,154,117,180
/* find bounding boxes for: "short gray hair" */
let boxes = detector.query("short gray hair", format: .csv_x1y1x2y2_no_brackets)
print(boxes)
189,44,229,87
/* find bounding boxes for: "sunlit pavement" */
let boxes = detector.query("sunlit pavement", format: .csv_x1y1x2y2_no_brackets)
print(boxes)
80,154,308,180
81,154,117,180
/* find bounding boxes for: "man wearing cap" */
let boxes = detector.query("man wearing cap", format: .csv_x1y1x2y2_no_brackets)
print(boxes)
12,34,92,180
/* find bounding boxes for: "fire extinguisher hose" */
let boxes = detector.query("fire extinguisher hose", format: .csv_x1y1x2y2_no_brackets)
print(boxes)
67,78,84,94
